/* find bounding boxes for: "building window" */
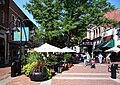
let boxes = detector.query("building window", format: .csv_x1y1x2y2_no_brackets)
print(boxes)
117,24,120,39
93,30,95,38
96,29,98,37
98,27,100,36
89,31,91,39
0,11,5,24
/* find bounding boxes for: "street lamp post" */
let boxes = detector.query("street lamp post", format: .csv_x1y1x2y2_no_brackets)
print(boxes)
6,20,19,77
7,18,31,77
18,19,30,75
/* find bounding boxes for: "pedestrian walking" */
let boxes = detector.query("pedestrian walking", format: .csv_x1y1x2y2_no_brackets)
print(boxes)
106,53,111,64
98,53,103,64
82,53,87,66
86,52,91,62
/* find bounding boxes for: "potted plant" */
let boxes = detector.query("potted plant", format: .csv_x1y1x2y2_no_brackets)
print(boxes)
46,54,57,76
21,51,51,81
29,61,49,81
63,53,73,69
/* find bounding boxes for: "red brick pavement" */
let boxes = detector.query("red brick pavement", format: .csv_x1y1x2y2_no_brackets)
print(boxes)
51,79,120,85
63,64,108,73
51,63,120,85
0,67,11,81
0,67,40,85
6,75,40,85
1,63,120,85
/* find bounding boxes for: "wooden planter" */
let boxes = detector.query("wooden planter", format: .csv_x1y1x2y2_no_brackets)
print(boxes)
29,71,48,81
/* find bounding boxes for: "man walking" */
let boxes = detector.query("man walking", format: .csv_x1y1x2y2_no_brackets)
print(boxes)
98,53,103,64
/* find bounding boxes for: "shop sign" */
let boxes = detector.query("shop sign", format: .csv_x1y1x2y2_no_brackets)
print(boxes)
13,27,29,41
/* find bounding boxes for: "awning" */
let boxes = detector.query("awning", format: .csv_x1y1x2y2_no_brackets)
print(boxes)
102,40,114,48
95,40,114,49
95,41,108,48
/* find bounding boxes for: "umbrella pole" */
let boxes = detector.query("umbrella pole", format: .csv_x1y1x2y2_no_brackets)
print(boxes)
47,52,49,57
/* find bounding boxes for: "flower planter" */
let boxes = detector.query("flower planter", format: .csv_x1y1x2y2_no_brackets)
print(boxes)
29,71,48,81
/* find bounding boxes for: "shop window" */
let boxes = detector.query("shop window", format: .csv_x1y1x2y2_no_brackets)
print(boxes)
117,24,120,39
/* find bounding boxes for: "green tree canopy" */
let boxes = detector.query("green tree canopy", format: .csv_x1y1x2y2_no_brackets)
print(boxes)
24,0,116,48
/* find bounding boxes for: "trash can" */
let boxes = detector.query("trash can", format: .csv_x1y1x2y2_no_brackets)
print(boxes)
111,64,118,79
11,61,16,77
15,60,21,75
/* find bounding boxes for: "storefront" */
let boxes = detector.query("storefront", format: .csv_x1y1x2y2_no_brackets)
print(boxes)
79,38,93,55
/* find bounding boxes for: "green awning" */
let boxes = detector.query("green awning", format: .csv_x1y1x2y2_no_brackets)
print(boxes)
95,40,115,49
95,41,108,48
103,40,115,48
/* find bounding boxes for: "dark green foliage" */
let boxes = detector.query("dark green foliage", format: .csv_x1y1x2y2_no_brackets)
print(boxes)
46,54,57,67
26,51,44,64
24,0,116,47
21,52,45,75
63,54,73,61
43,66,52,79
21,51,52,79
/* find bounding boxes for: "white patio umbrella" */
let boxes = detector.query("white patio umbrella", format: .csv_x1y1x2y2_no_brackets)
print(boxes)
62,47,76,52
105,46,120,52
34,43,62,52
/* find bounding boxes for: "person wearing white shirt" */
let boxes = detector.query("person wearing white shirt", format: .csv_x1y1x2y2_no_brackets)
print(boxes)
98,53,103,64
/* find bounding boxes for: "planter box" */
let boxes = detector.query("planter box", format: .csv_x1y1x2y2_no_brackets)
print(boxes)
29,71,48,81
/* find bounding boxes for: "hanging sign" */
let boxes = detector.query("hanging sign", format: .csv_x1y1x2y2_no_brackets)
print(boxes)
13,27,29,41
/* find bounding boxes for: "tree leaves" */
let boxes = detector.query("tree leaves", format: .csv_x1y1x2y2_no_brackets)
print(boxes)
24,0,116,47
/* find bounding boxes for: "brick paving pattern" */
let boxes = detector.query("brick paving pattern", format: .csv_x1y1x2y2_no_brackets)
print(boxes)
5,75,40,85
51,63,120,85
0,67,11,81
51,80,120,85
0,63,120,85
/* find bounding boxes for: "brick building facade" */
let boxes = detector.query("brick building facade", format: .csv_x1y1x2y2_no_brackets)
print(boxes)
0,0,36,66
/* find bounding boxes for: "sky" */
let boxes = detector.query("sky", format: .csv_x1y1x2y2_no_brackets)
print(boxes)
13,0,38,27
107,0,120,9
14,0,120,27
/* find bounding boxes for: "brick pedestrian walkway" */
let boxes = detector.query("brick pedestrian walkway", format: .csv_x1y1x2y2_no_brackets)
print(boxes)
0,63,120,85
51,63,120,85
0,66,11,85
